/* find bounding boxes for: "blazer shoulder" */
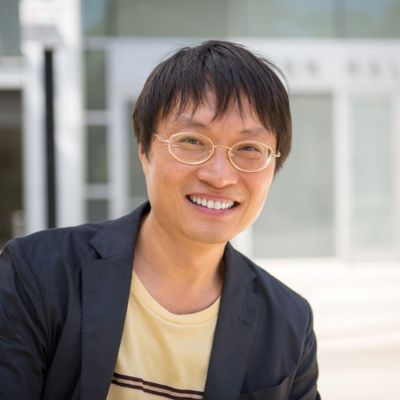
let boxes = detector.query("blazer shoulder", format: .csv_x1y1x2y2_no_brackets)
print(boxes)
8,221,103,263
234,250,313,322
1,223,108,298
3,206,142,280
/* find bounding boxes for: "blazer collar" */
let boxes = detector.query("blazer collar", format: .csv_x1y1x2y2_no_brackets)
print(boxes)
89,201,150,258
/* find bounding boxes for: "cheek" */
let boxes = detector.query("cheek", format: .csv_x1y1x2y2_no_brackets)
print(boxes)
251,171,273,196
145,159,190,197
249,178,273,223
246,172,274,214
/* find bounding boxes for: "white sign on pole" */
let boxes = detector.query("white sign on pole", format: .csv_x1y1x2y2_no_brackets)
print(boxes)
19,0,64,47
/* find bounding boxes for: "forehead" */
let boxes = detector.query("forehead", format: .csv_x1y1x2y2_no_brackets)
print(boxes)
158,94,267,132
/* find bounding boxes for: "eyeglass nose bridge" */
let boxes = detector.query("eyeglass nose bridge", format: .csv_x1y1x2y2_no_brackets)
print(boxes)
213,143,231,150
204,141,235,160
204,143,238,170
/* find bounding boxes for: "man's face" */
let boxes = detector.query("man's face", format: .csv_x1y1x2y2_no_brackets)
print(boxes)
139,96,277,246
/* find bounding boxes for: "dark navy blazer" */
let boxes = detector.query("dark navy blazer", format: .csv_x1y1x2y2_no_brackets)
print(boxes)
0,202,320,400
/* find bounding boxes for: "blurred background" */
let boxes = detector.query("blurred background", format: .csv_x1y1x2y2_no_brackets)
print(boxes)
0,0,399,398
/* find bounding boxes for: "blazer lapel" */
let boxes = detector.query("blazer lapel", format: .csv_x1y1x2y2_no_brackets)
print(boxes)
204,244,261,400
80,203,149,400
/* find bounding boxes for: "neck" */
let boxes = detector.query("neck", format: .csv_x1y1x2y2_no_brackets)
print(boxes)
134,211,225,301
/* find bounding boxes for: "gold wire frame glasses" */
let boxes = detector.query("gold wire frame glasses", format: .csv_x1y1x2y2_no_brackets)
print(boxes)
154,132,281,173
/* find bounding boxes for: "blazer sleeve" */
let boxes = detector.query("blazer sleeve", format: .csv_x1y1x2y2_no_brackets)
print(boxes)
289,301,321,400
0,240,48,399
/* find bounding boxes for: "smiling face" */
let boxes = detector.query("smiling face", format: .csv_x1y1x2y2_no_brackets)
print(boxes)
139,96,277,247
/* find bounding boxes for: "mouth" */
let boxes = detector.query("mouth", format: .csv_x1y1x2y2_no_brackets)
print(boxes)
187,195,237,210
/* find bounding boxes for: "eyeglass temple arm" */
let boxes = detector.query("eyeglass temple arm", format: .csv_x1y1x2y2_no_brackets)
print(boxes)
154,134,170,143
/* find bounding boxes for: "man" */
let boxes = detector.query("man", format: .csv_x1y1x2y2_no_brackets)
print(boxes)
0,40,320,399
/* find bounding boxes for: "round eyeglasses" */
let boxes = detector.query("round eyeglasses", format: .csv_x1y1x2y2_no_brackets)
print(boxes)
154,132,280,173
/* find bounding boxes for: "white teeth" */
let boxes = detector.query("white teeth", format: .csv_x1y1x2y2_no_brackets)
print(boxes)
189,196,234,210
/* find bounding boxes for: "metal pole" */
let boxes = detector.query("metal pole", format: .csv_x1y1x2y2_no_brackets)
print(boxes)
44,49,56,228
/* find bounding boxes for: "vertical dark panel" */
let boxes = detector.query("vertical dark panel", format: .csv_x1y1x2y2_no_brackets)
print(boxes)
44,49,56,228
0,90,22,247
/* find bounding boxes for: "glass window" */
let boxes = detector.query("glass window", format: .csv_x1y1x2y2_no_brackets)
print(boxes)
82,0,400,39
86,199,109,223
253,94,334,258
82,0,336,38
343,0,400,38
0,0,20,56
82,0,110,36
83,0,227,37
243,0,336,37
350,97,395,253
84,50,106,110
86,125,108,183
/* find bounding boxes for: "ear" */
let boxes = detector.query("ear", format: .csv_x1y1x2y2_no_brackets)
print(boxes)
138,143,149,175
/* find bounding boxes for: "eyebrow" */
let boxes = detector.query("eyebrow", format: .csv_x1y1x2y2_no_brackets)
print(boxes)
171,115,207,130
171,115,270,136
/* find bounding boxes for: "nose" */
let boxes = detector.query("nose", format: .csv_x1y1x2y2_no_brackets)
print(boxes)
196,146,239,188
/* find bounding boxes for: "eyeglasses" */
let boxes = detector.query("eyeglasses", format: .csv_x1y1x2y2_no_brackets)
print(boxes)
154,132,280,173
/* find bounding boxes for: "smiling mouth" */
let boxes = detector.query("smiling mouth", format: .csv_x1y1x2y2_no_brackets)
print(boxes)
187,195,237,210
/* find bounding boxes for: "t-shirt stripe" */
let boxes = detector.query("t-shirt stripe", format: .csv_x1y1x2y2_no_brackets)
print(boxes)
112,372,203,400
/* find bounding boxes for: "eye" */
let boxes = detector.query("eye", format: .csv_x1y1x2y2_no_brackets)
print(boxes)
174,133,207,148
183,136,202,145
235,143,263,153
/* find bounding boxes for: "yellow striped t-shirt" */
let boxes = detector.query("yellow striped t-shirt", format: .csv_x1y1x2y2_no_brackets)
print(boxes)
106,272,220,400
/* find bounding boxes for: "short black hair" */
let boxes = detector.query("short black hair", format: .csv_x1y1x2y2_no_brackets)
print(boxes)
133,40,291,173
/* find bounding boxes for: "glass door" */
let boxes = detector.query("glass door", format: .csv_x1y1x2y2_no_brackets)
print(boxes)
253,94,335,258
348,96,398,259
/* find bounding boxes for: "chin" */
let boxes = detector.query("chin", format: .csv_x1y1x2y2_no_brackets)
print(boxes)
185,228,239,245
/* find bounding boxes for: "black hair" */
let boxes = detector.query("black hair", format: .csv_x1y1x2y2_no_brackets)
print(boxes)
133,40,291,173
